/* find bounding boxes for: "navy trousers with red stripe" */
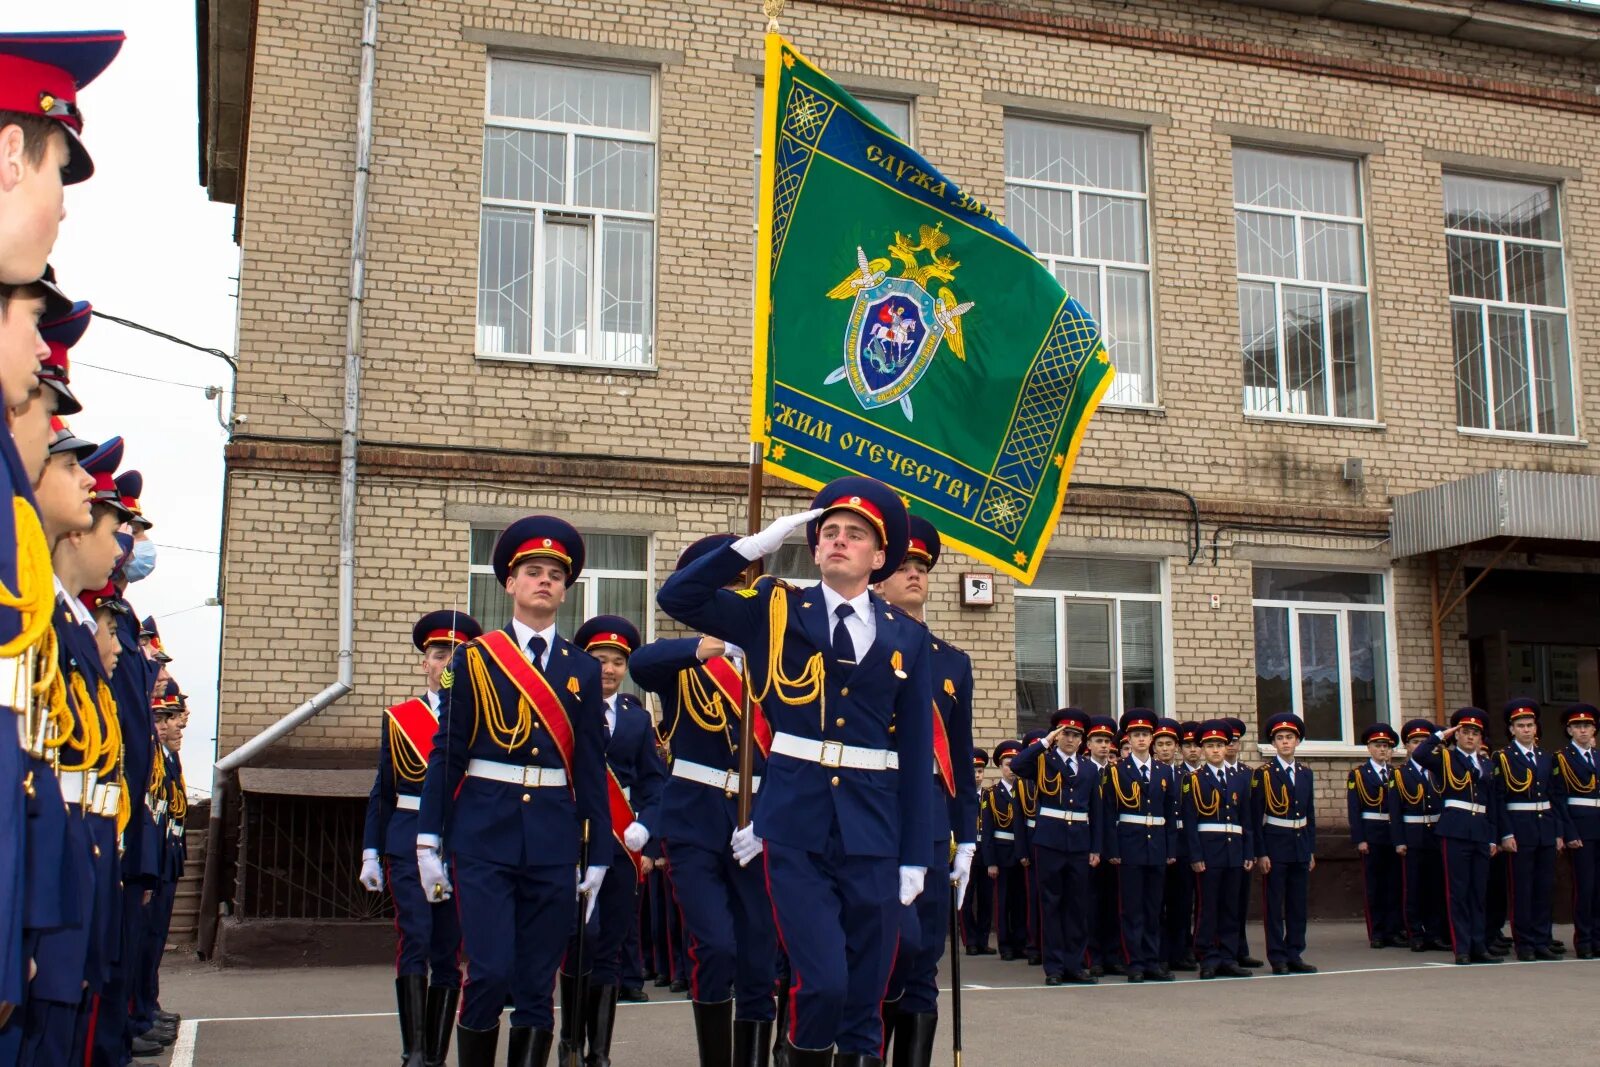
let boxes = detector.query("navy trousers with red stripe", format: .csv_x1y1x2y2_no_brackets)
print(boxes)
564,855,637,986
452,855,572,1031
764,836,898,1055
661,840,775,1020
1570,840,1600,952
1193,864,1243,969
1438,838,1490,957
1261,860,1309,965
992,865,1027,958
384,854,461,986
885,850,950,1015
1505,843,1555,953
1115,863,1166,974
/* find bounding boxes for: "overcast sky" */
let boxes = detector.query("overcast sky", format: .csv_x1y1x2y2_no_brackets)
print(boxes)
14,4,238,792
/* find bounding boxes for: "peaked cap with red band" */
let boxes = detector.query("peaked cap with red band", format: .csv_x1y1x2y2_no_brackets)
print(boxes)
903,515,942,569
971,746,989,769
1119,708,1159,736
83,435,134,519
574,614,641,657
1178,722,1201,744
1198,719,1232,744
114,470,151,529
79,581,125,616
805,475,909,584
1563,703,1598,728
48,414,95,458
1049,706,1088,734
1360,722,1399,746
1087,715,1117,741
1264,711,1305,740
492,514,584,585
992,738,1022,763
1401,718,1436,742
1450,707,1488,731
411,609,482,653
139,614,172,662
1503,697,1540,726
1154,716,1181,741
38,298,90,416
0,31,125,185
677,532,739,572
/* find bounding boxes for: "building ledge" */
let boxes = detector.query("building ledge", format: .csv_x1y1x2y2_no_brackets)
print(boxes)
1232,0,1600,58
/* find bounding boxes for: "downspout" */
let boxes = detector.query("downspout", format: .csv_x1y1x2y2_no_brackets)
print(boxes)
198,0,380,958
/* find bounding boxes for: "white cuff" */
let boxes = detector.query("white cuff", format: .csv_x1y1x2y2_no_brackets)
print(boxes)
362,848,379,862
416,834,441,851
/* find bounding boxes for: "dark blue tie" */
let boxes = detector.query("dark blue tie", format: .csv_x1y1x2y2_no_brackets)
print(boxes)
832,603,856,664
526,634,546,667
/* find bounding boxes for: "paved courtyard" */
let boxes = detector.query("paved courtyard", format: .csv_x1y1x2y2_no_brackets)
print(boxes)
152,922,1595,1066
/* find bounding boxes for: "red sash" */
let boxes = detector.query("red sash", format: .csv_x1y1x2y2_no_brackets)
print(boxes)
607,767,644,881
931,698,955,797
476,630,576,791
386,697,438,764
702,656,772,757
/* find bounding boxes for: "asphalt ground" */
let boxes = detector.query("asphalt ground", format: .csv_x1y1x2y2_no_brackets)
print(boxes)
148,922,1596,1066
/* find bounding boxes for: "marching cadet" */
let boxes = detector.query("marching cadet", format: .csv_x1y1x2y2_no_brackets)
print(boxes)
980,740,1027,962
959,747,994,956
1411,708,1502,965
1082,716,1120,975
1100,709,1178,982
1348,723,1403,948
1553,704,1600,959
1252,712,1317,975
656,478,934,1067
876,517,977,1066
1155,717,1196,972
1015,728,1044,968
415,516,613,1067
360,610,481,1067
630,533,776,1067
1494,697,1561,961
1009,709,1099,985
1392,720,1448,952
560,615,665,1067
1183,719,1254,979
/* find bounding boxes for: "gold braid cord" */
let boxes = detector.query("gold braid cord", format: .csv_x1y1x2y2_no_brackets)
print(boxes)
1189,771,1219,818
0,498,54,658
1108,763,1142,809
466,644,528,753
1496,750,1532,794
56,671,101,774
1260,767,1290,817
673,668,743,753
985,787,1012,829
96,679,121,778
1350,767,1384,808
1394,769,1424,806
388,715,429,783
1018,779,1037,817
1034,755,1061,798
147,743,166,801
1441,748,1474,794
749,582,826,730
1557,751,1597,795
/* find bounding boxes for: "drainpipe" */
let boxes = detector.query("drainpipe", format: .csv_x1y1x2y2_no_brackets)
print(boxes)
198,0,380,958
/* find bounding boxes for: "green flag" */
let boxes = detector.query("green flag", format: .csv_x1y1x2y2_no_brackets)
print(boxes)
753,35,1114,584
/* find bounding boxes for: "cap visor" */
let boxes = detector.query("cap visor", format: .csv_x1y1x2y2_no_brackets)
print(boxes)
41,378,82,416
49,431,97,458
60,125,93,186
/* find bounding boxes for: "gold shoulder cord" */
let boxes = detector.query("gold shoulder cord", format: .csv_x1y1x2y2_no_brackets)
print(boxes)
1440,748,1474,794
57,669,102,775
1109,763,1142,809
1497,750,1532,794
1394,766,1423,806
1190,770,1219,818
986,787,1012,829
1557,752,1597,795
1018,778,1038,817
748,582,826,730
1035,755,1062,798
388,715,429,783
1261,766,1290,817
465,643,527,753
1351,767,1384,808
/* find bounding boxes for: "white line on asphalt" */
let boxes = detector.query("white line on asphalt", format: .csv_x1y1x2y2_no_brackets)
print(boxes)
169,1020,199,1067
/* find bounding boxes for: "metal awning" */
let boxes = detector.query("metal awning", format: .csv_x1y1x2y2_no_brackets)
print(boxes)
1392,469,1600,558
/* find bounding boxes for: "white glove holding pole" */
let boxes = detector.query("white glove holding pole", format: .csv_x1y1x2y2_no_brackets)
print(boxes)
623,821,650,853
732,509,825,561
578,865,607,922
731,824,764,867
950,843,976,909
359,849,384,893
417,846,451,902
898,865,927,906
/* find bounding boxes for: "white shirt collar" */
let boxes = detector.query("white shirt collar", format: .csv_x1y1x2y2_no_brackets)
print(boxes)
1133,756,1151,772
509,617,557,665
1370,759,1389,776
425,689,441,714
1000,778,1014,795
55,577,98,632
1277,756,1296,772
1515,741,1537,758
818,581,872,624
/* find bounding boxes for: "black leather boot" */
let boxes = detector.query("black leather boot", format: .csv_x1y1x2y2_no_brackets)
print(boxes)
454,1021,500,1067
831,1055,883,1066
583,985,618,1067
395,975,427,1067
422,984,460,1067
557,972,582,1065
733,1018,772,1067
692,1000,733,1067
879,998,902,1062
783,1048,835,1067
890,1013,936,1067
527,1030,555,1067
505,1025,533,1067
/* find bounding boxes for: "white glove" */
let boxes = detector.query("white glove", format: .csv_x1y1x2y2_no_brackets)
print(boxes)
731,823,764,867
359,849,383,892
723,641,746,661
578,865,607,923
623,821,650,852
732,508,825,561
950,843,976,909
898,865,927,906
417,846,451,902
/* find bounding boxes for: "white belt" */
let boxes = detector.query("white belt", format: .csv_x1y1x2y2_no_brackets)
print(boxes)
466,758,567,788
770,733,898,771
992,831,1015,841
1197,823,1242,835
1175,818,1184,830
1118,814,1165,827
394,794,421,811
1361,812,1390,821
1504,801,1551,812
672,759,761,795
58,770,100,805
1568,798,1600,809
1403,814,1439,824
1037,808,1088,824
1444,799,1486,816
1264,816,1308,829
1026,818,1036,828
0,655,25,708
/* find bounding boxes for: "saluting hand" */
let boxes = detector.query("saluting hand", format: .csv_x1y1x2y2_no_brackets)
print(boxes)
733,508,827,561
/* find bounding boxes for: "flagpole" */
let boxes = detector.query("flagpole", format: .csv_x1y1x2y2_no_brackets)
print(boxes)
737,442,764,828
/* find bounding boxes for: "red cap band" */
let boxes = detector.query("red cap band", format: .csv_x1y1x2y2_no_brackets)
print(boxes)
0,55,81,133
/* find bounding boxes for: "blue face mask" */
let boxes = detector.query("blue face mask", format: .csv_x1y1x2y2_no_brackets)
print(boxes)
125,539,157,582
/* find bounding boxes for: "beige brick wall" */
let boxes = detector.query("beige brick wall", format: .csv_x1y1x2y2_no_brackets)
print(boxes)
219,0,1600,818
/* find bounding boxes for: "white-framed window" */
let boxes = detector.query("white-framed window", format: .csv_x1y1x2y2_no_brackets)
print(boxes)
754,88,913,223
1252,567,1395,748
468,529,654,646
1004,117,1154,406
1014,557,1167,736
477,58,657,367
765,541,819,588
1445,174,1575,438
1235,148,1375,421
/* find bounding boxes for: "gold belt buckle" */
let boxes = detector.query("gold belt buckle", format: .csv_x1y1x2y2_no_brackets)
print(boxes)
819,741,844,768
521,766,539,787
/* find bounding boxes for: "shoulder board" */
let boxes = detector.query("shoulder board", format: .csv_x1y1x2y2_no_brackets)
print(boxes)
755,574,801,595
1181,779,1190,793
736,586,761,598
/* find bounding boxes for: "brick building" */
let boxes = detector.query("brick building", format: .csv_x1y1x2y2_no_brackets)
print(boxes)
198,0,1600,932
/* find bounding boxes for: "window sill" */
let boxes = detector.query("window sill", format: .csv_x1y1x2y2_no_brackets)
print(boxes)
1254,742,1370,759
1456,426,1587,448
1100,403,1166,417
1243,412,1386,432
475,351,659,375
